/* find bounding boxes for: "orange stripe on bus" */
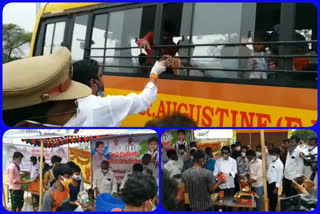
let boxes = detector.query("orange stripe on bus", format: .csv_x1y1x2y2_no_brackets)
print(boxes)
103,75,317,111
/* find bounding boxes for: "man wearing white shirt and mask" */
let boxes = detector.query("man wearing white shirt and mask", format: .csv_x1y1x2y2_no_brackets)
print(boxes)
93,160,117,197
213,146,237,197
300,136,317,189
266,142,274,169
73,56,171,127
283,135,304,197
247,150,263,211
267,148,283,211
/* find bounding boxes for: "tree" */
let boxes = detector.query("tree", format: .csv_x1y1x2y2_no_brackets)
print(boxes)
292,129,316,143
3,24,32,63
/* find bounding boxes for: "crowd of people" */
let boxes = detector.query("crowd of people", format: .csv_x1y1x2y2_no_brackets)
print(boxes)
161,133,318,212
6,138,160,212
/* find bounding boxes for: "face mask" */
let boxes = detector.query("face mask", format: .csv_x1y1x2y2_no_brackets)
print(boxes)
223,154,228,159
102,169,109,173
161,148,165,153
95,80,104,97
179,149,185,154
97,89,104,97
13,160,21,165
60,176,72,187
241,152,246,157
256,152,261,157
271,155,278,161
64,108,87,127
235,147,240,151
72,175,82,181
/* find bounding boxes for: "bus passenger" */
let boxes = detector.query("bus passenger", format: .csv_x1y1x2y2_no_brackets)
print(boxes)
249,30,269,79
72,56,171,127
137,21,178,66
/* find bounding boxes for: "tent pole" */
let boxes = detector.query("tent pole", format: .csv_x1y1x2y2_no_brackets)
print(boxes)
39,140,44,209
260,129,268,211
249,130,252,149
2,183,7,210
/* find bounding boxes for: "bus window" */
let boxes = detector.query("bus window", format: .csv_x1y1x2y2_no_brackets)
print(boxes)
90,14,108,66
43,21,66,55
292,3,317,80
104,6,156,73
160,3,184,75
71,15,89,61
190,3,256,79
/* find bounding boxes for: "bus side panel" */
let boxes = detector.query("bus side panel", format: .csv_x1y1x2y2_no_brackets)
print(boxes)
103,76,317,127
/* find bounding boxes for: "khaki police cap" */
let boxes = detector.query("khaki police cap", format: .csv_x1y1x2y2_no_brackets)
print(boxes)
3,47,92,110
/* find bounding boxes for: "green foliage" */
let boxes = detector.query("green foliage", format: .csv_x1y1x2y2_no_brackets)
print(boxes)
138,139,149,157
292,129,317,142
3,24,32,63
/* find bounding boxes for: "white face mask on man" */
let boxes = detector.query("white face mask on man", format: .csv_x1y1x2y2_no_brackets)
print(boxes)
271,155,278,161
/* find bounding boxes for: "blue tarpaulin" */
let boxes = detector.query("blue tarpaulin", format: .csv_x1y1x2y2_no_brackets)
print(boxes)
96,193,125,211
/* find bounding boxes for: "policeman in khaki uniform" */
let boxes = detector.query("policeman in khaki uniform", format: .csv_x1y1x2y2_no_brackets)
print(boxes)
3,47,91,127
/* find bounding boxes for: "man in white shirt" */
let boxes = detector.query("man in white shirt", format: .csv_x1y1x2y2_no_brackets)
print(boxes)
300,136,317,189
93,160,117,197
28,156,40,180
125,137,136,153
284,135,304,197
247,150,263,211
267,148,283,211
213,146,237,197
164,150,183,185
91,141,107,177
72,57,170,127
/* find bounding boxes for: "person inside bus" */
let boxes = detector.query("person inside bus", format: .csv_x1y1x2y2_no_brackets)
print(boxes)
3,47,92,127
72,55,171,127
249,30,269,79
137,21,181,75
137,21,178,65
